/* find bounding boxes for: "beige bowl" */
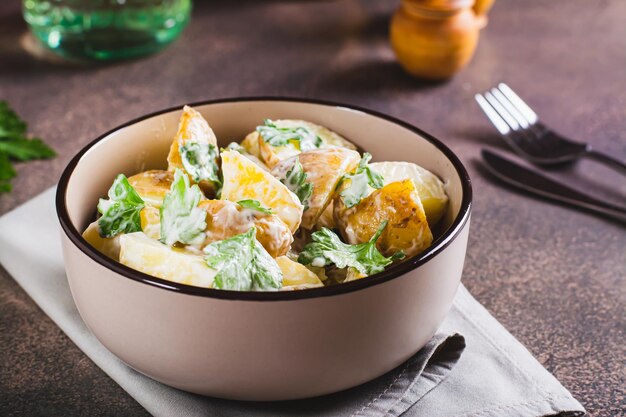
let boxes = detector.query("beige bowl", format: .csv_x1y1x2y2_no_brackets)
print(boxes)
56,98,471,401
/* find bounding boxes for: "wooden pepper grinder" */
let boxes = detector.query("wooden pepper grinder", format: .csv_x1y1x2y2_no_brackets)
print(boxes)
390,0,494,80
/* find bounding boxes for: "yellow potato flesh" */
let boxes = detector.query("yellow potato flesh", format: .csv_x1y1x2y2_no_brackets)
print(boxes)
82,221,121,261
128,170,173,208
119,232,215,288
276,256,324,290
220,150,303,233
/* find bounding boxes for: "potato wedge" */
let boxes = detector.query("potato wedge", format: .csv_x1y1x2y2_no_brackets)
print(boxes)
199,200,293,258
82,221,121,261
220,150,304,232
276,256,324,290
256,119,357,168
334,180,433,258
370,161,448,226
271,148,360,230
119,232,216,288
167,105,219,196
128,170,173,208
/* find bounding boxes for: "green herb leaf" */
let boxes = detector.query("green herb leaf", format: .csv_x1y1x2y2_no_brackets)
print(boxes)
0,137,56,161
97,174,145,238
298,221,404,276
179,142,221,186
256,119,322,152
159,169,207,246
0,102,56,193
0,153,15,193
237,199,273,215
339,152,384,208
0,101,27,139
204,227,282,291
0,153,16,181
280,159,313,209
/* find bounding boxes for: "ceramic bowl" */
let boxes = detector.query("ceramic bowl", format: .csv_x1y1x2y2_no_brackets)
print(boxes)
56,98,471,401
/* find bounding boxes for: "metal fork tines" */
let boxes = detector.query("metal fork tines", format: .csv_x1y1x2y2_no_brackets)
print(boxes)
475,83,626,175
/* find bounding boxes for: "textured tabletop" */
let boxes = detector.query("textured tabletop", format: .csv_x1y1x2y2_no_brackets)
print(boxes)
1,0,625,415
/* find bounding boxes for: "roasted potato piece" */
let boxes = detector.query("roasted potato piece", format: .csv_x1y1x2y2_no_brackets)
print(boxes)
370,161,448,226
221,150,304,233
255,119,357,169
82,221,121,261
199,200,293,258
167,105,219,196
128,170,173,208
271,148,360,230
119,232,216,288
276,256,324,290
334,180,433,258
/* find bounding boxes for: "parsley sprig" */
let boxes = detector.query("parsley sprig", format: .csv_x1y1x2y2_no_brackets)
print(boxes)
0,101,56,193
298,221,404,276
280,159,313,209
204,227,282,291
159,169,207,246
339,153,384,208
97,174,145,238
256,119,322,152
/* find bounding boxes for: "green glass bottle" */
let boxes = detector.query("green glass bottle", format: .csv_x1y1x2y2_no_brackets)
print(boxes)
22,0,191,60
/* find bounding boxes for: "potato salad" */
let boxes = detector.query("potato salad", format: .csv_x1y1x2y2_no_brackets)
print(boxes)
82,106,449,291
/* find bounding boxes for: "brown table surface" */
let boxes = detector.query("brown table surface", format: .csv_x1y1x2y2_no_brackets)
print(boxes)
1,0,625,415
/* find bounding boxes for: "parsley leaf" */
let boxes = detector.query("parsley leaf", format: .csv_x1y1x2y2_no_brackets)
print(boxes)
280,159,313,209
298,221,404,276
237,199,273,215
97,174,145,238
339,152,384,208
204,227,282,291
159,169,207,246
0,101,56,193
256,119,322,152
0,101,27,139
179,142,221,187
0,137,56,161
0,153,16,192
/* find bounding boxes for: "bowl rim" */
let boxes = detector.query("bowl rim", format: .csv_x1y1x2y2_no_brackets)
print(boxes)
56,97,472,301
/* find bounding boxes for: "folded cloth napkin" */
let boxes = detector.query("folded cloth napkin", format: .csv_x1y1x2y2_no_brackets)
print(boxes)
0,188,585,417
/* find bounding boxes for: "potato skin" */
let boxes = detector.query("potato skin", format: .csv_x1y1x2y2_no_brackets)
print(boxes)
334,179,433,258
272,148,360,230
199,200,293,258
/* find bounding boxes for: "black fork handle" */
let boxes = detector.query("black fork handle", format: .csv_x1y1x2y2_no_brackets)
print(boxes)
585,149,626,175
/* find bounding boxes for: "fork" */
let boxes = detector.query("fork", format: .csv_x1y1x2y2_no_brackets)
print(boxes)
475,83,626,175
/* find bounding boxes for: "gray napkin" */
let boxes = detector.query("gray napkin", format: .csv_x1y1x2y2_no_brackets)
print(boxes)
0,188,585,417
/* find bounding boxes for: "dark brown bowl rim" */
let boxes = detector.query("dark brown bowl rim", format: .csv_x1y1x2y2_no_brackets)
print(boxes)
56,97,472,301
